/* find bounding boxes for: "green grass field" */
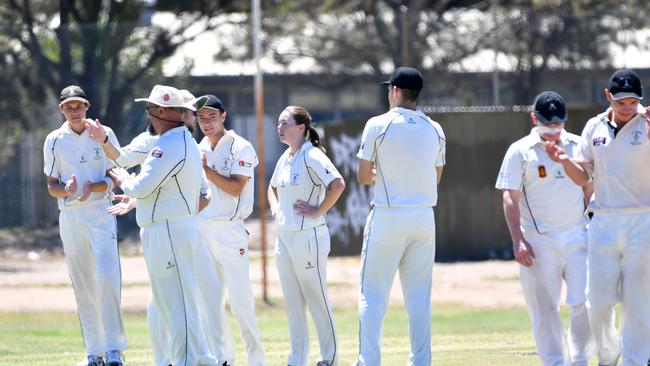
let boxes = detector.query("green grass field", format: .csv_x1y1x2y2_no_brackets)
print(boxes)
0,304,604,366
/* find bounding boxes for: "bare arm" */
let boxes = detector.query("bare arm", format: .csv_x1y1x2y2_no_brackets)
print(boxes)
198,192,211,212
436,166,444,185
545,141,590,186
85,119,121,160
47,175,107,200
502,189,535,267
357,159,375,185
201,153,248,196
294,177,346,219
582,181,593,208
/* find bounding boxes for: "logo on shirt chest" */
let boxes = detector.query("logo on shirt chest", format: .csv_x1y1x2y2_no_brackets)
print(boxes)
291,172,300,185
93,147,101,160
631,130,643,145
221,157,232,170
79,155,87,164
593,136,607,146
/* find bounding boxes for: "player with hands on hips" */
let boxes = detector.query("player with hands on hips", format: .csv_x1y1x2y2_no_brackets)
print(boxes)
355,67,445,366
195,94,267,366
267,106,345,366
43,85,127,366
496,91,595,366
546,70,650,366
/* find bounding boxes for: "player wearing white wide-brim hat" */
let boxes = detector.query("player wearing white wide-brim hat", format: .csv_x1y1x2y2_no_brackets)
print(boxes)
497,91,595,366
355,67,446,366
546,69,650,366
195,94,267,366
44,84,127,366
107,85,219,366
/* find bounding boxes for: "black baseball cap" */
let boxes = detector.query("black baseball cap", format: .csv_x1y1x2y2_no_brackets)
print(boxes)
608,69,643,100
196,94,225,112
381,67,423,92
59,85,89,105
533,91,567,125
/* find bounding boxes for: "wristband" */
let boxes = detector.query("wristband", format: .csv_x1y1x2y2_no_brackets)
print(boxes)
102,135,109,144
102,176,114,192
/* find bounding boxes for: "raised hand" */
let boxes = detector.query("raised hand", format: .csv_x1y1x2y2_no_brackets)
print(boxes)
107,194,137,216
77,180,92,202
108,167,132,188
293,199,320,219
545,140,569,163
201,152,209,170
84,118,107,143
64,174,78,197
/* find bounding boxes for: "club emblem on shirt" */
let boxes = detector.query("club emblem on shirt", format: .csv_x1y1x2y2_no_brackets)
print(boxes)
538,165,547,178
291,172,300,185
593,137,607,146
325,164,335,174
151,148,163,158
93,147,101,160
222,157,231,170
631,130,643,145
238,160,252,168
239,248,246,256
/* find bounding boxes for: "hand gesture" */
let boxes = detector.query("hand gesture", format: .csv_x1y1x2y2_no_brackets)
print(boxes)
108,167,132,188
64,174,78,197
84,118,107,143
293,199,321,219
513,237,536,267
77,180,92,202
545,141,569,163
107,194,137,216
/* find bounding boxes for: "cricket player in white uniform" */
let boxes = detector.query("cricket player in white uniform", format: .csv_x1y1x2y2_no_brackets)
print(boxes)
195,95,267,366
547,69,650,366
87,91,228,366
267,106,345,366
496,91,595,366
108,85,218,366
355,67,445,366
43,85,127,366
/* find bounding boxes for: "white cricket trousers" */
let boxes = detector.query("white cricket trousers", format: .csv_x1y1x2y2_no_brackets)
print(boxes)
141,218,218,366
587,211,650,366
275,224,338,366
147,240,227,366
520,226,595,366
357,207,435,366
199,220,267,366
59,201,127,357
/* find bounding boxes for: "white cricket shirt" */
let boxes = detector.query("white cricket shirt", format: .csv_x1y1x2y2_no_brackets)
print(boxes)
197,130,258,222
114,131,156,168
357,107,446,207
120,126,203,227
496,128,586,233
576,109,650,213
43,122,120,209
270,141,342,231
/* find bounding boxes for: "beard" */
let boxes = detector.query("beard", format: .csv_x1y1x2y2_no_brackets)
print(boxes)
147,121,157,136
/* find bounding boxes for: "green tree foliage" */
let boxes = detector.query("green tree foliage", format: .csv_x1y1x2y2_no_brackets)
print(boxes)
0,0,239,132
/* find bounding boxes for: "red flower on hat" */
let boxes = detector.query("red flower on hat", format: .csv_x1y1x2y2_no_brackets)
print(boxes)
162,93,170,101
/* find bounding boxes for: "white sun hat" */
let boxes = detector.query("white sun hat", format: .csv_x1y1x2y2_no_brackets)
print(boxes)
134,85,196,111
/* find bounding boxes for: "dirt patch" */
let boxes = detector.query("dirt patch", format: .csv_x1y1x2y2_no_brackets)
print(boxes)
0,219,530,312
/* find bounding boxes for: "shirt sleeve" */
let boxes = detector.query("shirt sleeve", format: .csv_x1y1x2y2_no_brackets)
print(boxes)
574,125,594,164
105,128,121,170
120,143,181,198
305,149,342,187
357,118,380,162
434,123,446,167
495,143,524,191
43,134,58,178
115,132,153,168
230,143,258,178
